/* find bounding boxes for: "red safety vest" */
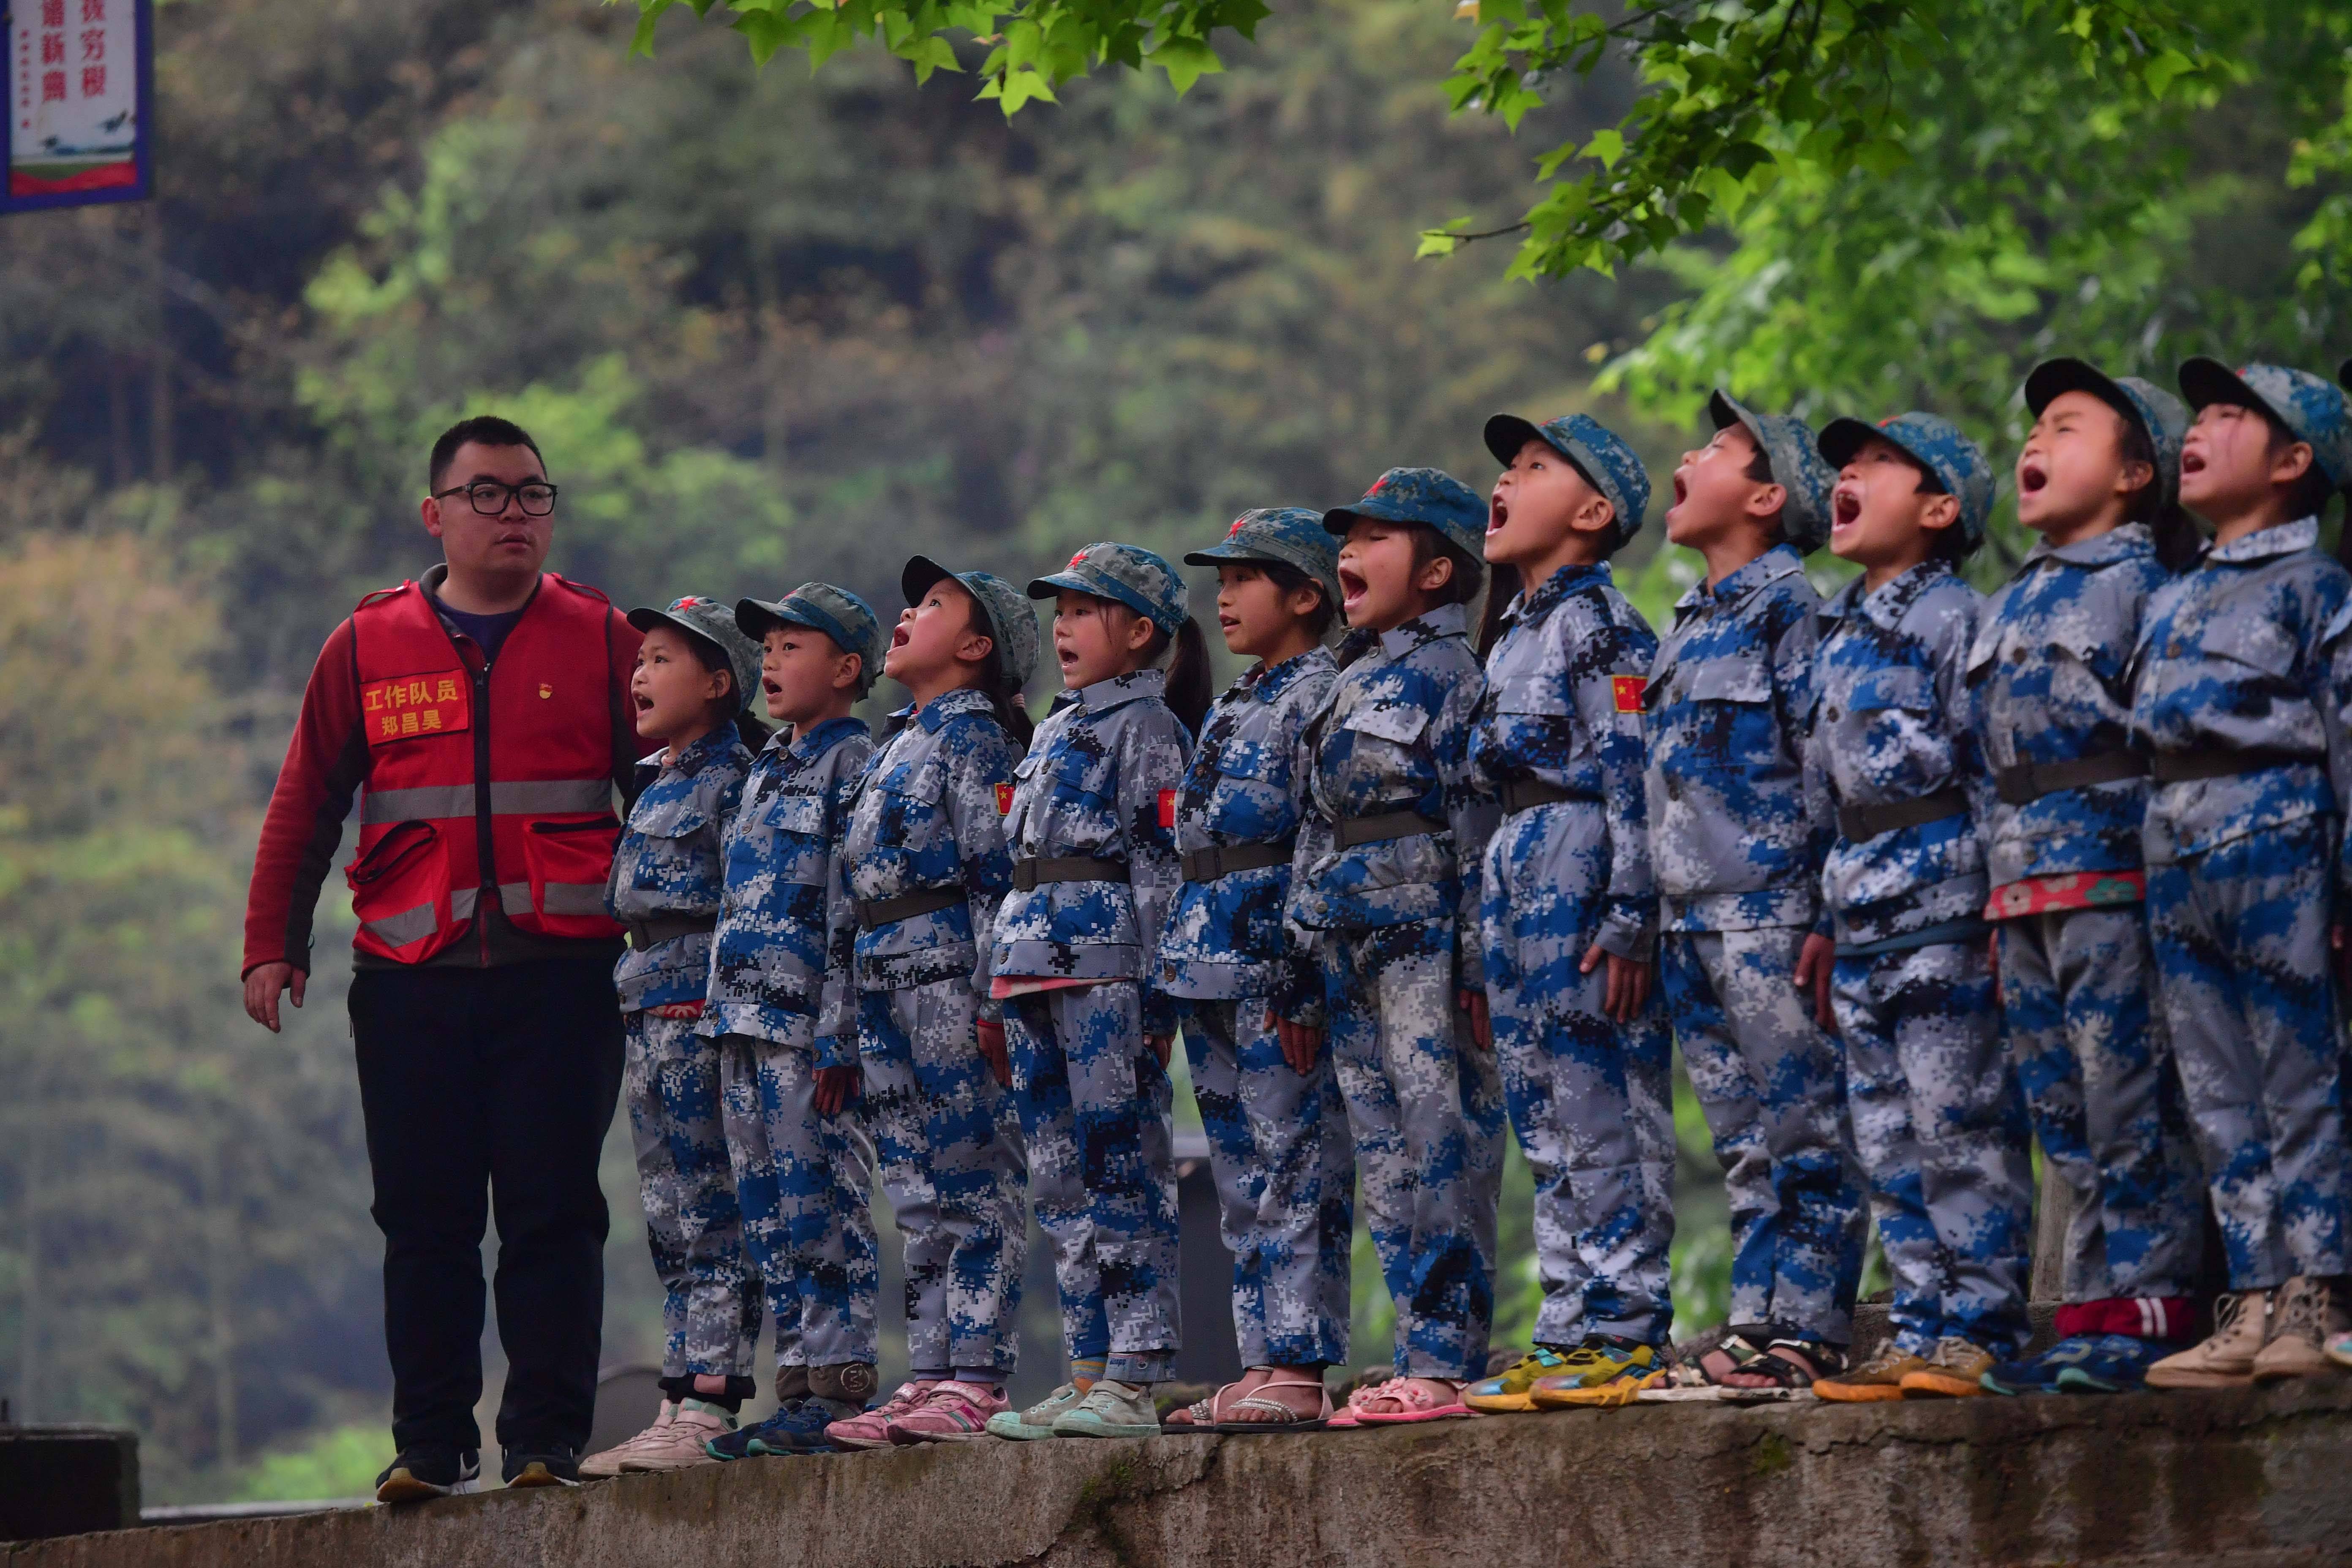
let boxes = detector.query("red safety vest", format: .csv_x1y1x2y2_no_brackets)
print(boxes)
343,574,625,964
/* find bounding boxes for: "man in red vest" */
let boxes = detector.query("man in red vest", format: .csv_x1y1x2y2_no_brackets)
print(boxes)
243,416,643,1500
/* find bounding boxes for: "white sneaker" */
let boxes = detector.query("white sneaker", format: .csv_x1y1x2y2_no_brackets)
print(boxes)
617,1398,735,1472
580,1401,676,1479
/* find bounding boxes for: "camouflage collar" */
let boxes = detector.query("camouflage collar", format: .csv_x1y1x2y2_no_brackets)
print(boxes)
2200,515,2320,567
1070,667,1166,713
1374,601,1470,659
2018,521,2154,574
651,717,742,776
1235,645,1334,702
1507,562,1613,629
781,713,869,762
1824,558,1955,632
909,686,996,734
1674,542,1802,616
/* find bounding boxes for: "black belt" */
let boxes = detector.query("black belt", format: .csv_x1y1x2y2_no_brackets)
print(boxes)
1334,810,1447,849
1180,843,1290,882
626,914,716,951
852,887,964,929
1010,855,1127,891
1500,779,1594,814
2150,747,2313,785
1837,788,1969,842
1993,752,2147,806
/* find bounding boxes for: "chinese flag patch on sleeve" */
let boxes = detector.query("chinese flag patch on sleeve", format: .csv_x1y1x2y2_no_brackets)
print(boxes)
1612,675,1647,713
1158,789,1177,829
994,782,1015,816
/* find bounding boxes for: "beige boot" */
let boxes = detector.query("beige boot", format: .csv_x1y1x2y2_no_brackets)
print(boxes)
2147,1288,2270,1388
2253,1275,2352,1383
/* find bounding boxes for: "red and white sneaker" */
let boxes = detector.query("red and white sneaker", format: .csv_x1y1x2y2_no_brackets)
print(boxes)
887,1380,1010,1444
823,1379,938,1451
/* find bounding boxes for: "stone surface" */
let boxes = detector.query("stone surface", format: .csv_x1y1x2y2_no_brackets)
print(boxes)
13,1382,2352,1566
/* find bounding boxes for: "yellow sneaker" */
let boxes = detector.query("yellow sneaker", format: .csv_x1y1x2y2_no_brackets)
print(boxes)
1463,1347,1574,1413
1900,1337,1997,1398
1526,1338,1660,1409
1814,1345,1927,1404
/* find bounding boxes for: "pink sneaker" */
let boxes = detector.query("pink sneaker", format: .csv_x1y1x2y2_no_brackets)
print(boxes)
823,1379,938,1451
887,1380,1010,1444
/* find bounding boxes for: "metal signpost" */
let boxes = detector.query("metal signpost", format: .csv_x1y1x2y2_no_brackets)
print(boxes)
3,0,150,215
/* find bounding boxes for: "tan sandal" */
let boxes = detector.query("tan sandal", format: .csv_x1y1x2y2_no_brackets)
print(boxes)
1211,1375,1332,1433
1164,1372,1259,1429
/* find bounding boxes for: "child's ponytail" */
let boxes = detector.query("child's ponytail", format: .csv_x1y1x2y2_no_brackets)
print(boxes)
980,640,1035,749
736,711,773,751
1163,615,1213,737
1477,562,1522,659
2119,411,2205,572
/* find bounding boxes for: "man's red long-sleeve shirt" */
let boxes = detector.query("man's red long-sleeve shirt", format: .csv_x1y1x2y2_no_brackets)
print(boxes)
242,580,642,977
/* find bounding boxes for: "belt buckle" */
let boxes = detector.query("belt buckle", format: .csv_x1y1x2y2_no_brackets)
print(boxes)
1013,860,1037,893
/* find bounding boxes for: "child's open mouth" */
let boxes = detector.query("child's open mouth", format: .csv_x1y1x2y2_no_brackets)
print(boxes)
2181,450,2207,474
1671,471,1690,506
1337,566,1367,603
1218,614,1241,632
2018,460,2047,495
890,626,910,649
634,694,654,712
1487,497,1509,534
1832,489,1863,529
762,678,781,698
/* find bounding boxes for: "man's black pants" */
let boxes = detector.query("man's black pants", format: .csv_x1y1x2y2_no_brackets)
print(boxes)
350,958,624,1456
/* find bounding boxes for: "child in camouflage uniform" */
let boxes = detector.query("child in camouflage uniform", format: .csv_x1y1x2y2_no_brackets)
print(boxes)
1971,360,2205,1396
583,596,762,1476
1458,414,1677,1414
1804,416,2036,1405
984,543,1210,1441
2138,362,2352,1388
1160,509,1352,1432
825,559,1037,1448
694,584,885,1459
1639,394,1867,1396
1282,469,1505,1426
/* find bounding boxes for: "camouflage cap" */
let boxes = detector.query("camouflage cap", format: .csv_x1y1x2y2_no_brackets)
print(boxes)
627,595,765,716
737,581,884,696
1484,412,1653,548
1183,507,1342,609
1708,391,1835,553
2024,358,2189,510
902,555,1040,692
1028,541,1190,636
2179,358,2352,492
1323,467,1488,559
1818,412,1995,551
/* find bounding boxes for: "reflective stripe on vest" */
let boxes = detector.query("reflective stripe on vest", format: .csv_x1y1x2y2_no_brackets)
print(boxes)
361,779,613,825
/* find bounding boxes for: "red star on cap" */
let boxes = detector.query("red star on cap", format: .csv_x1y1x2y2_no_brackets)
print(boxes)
1369,477,1389,493
1228,516,1246,536
1069,550,1087,567
676,596,699,607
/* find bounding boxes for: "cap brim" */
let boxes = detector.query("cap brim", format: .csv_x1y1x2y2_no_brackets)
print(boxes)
2179,357,2272,419
1184,540,1281,566
1815,416,1883,471
2026,358,2152,439
732,599,786,639
627,606,718,645
901,554,957,608
1483,413,1546,468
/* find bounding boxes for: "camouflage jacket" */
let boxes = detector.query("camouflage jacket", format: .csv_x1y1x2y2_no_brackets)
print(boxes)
2133,517,2352,866
1642,544,1827,934
836,687,1022,1025
1159,646,1338,1001
993,668,1191,1035
1473,562,1659,960
1968,523,2169,887
607,720,752,1011
1288,602,1495,985
700,714,873,1066
1804,561,1991,946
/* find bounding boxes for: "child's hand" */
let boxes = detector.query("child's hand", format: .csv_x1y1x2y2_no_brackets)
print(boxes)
975,1018,1012,1087
243,961,304,1033
814,1065,861,1116
1579,945,1651,1023
1267,1010,1323,1075
1144,1033,1174,1069
1794,933,1837,1034
1456,989,1492,1050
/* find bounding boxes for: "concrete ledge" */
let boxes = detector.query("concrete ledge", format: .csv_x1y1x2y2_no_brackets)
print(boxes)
13,1382,2352,1567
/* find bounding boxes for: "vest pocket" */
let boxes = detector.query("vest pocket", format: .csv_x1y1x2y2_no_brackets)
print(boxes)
347,820,455,958
523,817,623,936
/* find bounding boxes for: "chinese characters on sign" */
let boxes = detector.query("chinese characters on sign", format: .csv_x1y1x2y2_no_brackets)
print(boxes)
5,0,149,212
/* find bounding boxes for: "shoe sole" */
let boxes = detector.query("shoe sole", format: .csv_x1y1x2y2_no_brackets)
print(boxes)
374,1471,456,1505
825,1433,900,1451
891,1426,999,1444
618,1455,721,1473
1899,1373,1985,1399
1813,1382,1907,1403
505,1466,577,1489
1463,1391,1539,1413
988,1416,1072,1440
2053,1369,2132,1394
2251,1362,2340,1384
1050,1422,1162,1438
2145,1367,2254,1389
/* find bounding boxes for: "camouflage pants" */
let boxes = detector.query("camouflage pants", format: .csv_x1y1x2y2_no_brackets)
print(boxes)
1005,981,1181,1383
1319,923,1505,1380
1832,940,2033,1356
860,979,1029,1375
1481,811,1674,1347
1179,998,1354,1369
2147,817,2349,1287
716,1033,879,1373
622,1010,759,1380
1662,928,1866,1346
1999,906,2202,1302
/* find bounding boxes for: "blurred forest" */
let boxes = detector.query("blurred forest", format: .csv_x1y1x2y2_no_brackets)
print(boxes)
4,0,2350,1504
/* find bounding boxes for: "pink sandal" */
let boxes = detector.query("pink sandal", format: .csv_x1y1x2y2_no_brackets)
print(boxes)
1325,1377,1397,1430
1353,1376,1473,1424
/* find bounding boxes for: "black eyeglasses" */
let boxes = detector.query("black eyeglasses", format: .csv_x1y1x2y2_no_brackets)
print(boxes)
433,479,559,516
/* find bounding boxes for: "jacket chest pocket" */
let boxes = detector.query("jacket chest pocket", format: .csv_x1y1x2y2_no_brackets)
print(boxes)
2195,618,2297,681
1334,700,1432,798
626,790,710,885
757,790,832,887
1194,740,1290,841
1664,654,1773,774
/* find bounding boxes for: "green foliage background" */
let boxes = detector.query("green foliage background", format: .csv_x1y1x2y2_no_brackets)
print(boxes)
2,0,2348,1503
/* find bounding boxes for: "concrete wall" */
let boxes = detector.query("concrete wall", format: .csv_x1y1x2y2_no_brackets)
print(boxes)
11,1382,2351,1568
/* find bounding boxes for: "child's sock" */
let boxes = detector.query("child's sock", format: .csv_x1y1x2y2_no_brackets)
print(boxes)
2054,1297,2195,1342
658,1374,755,1414
912,1367,950,1382
1070,1356,1106,1392
954,1368,1006,1395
